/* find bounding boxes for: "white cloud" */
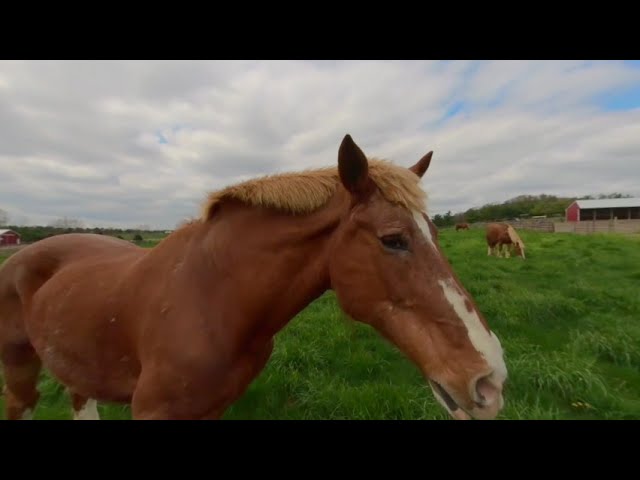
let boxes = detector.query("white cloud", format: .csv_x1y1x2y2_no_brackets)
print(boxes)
0,60,639,228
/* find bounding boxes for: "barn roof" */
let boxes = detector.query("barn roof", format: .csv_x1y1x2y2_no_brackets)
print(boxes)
0,229,19,235
573,198,640,209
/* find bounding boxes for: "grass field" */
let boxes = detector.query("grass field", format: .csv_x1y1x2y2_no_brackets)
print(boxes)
1,228,639,420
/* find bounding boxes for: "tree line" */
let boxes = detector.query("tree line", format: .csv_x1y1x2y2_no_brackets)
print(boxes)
431,193,633,228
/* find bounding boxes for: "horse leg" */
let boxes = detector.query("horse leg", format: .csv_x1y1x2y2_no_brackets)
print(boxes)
70,392,100,420
1,342,42,420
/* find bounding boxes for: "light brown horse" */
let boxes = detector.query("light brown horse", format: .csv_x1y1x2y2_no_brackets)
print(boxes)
486,222,525,258
0,134,507,420
455,223,470,231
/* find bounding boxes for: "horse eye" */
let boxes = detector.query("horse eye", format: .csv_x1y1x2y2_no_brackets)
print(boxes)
380,234,409,251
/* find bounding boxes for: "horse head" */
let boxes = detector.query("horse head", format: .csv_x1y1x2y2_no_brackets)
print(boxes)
328,134,507,420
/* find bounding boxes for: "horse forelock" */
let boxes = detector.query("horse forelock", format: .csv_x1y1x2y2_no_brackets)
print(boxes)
200,158,428,220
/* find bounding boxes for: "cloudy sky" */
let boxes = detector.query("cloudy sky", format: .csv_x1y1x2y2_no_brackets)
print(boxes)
1,60,639,229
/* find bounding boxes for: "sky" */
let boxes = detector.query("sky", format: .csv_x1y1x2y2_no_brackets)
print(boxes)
1,60,639,230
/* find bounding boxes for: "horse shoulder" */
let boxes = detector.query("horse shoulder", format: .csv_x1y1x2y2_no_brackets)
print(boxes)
132,309,274,419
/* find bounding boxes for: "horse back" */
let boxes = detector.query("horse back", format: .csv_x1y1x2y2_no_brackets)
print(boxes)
485,222,512,246
0,234,149,400
0,233,144,304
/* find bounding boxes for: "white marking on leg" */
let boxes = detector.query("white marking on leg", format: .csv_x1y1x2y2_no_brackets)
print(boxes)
487,245,492,256
437,278,507,383
74,399,100,420
21,408,33,420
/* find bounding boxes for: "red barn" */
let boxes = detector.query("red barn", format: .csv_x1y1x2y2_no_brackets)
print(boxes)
565,198,640,222
0,229,21,246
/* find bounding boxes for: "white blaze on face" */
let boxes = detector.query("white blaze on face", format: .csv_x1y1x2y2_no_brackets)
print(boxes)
412,210,436,249
437,278,507,382
74,398,100,420
411,209,507,383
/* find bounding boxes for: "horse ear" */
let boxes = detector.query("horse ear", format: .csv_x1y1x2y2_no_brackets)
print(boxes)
338,134,370,195
409,151,433,178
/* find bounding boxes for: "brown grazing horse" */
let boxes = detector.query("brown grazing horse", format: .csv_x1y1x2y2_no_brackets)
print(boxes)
0,135,507,420
455,223,470,231
486,222,526,258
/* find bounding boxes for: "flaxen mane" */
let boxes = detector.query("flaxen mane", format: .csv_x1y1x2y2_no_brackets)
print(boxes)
506,225,525,250
201,158,428,220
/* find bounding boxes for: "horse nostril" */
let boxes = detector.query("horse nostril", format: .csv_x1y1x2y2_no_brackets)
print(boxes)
473,372,502,408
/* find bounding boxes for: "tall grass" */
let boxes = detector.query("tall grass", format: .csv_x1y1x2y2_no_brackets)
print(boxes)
1,228,639,420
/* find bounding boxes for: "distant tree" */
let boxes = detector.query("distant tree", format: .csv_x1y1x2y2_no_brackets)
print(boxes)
432,214,445,227
133,233,144,242
579,193,632,200
442,211,454,226
449,194,579,224
597,193,632,199
432,211,456,228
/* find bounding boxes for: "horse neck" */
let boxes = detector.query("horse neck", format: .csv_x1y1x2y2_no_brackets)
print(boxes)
177,194,347,342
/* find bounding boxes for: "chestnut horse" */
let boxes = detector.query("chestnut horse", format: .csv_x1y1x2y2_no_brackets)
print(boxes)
0,134,507,420
455,223,470,231
486,222,525,258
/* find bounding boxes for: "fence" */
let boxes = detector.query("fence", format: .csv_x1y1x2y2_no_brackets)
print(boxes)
554,219,640,235
467,218,640,235
469,218,555,233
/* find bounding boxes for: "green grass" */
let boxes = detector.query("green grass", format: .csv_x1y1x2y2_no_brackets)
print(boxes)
1,228,639,420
